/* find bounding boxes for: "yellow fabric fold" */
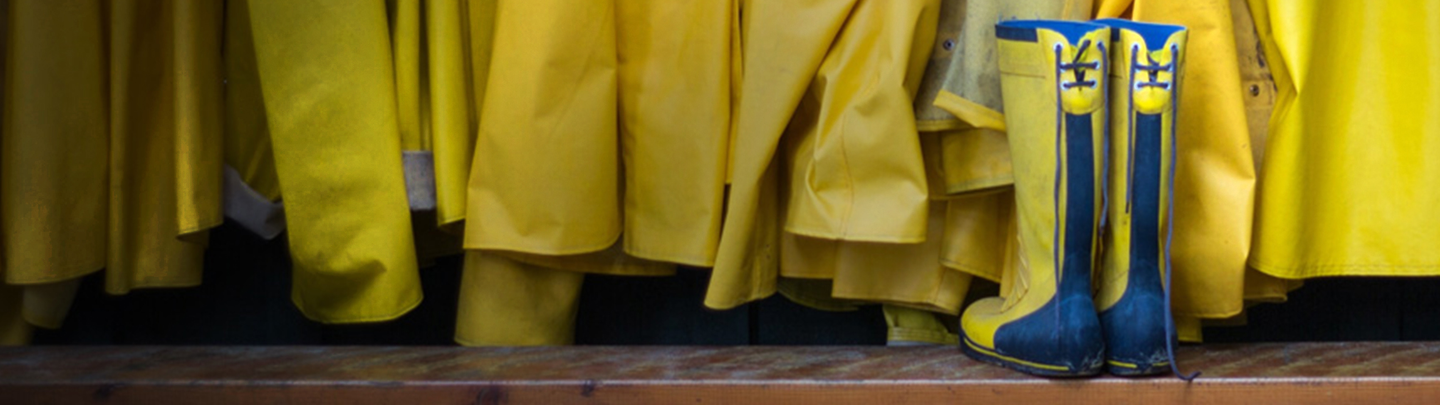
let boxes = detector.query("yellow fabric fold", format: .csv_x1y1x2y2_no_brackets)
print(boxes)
782,203,970,314
3,0,109,286
426,0,494,229
706,0,859,310
1247,0,1440,278
223,0,281,202
780,0,937,244
466,0,621,256
1230,0,1301,304
106,0,222,294
616,0,733,266
247,0,422,323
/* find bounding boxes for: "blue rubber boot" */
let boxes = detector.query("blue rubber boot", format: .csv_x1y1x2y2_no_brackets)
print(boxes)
959,20,1110,377
1091,18,1191,378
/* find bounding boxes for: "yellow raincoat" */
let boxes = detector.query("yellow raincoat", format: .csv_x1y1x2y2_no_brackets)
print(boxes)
107,0,223,294
777,0,980,315
246,0,422,323
4,1,225,338
460,0,740,345
3,0,109,288
1247,0,1440,278
707,0,858,310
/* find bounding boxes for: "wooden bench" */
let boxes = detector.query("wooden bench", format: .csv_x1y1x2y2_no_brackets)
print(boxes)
3,343,1438,404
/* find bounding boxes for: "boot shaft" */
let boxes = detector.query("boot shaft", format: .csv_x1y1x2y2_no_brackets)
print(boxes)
1093,18,1188,377
995,21,1110,302
1096,19,1187,313
955,21,1111,376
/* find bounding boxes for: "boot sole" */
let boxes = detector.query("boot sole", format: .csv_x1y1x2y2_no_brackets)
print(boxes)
1106,360,1169,377
961,337,1102,378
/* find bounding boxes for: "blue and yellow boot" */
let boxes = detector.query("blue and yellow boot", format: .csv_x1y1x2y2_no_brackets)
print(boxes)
959,20,1110,377
1092,19,1189,378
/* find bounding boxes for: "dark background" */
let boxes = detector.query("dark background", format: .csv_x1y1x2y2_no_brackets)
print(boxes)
33,222,1438,346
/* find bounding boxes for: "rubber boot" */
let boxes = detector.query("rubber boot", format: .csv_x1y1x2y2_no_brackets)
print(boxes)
959,20,1109,377
1092,19,1188,377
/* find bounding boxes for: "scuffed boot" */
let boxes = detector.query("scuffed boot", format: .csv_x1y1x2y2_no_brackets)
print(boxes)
959,20,1110,377
1092,18,1189,378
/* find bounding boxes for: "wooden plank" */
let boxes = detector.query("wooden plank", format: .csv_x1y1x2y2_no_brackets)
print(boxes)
2,343,1440,404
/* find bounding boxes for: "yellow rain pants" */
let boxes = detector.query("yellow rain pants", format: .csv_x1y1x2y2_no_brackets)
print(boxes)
455,251,585,346
781,0,937,244
1247,0,1440,278
247,0,422,323
466,0,621,256
0,284,27,346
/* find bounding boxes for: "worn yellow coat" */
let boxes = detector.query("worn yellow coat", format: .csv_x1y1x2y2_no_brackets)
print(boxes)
461,0,742,344
1247,0,1440,278
107,0,224,294
4,0,110,288
466,0,621,256
707,0,858,310
777,0,980,315
246,0,422,323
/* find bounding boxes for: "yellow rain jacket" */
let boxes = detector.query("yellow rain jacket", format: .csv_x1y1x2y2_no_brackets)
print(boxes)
107,0,224,294
246,0,422,323
922,0,1092,196
1247,0,1440,278
455,251,585,346
777,0,981,315
617,0,733,266
425,0,495,230
1229,0,1300,305
224,0,281,205
707,0,859,310
3,0,109,288
462,0,744,345
781,0,936,244
466,0,621,257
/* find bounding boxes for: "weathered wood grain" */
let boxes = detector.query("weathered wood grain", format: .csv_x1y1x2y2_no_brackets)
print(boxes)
3,343,1440,404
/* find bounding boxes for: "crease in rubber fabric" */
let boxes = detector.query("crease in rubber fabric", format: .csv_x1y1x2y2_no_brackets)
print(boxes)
705,0,861,310
465,0,623,257
617,0,733,268
780,0,936,244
